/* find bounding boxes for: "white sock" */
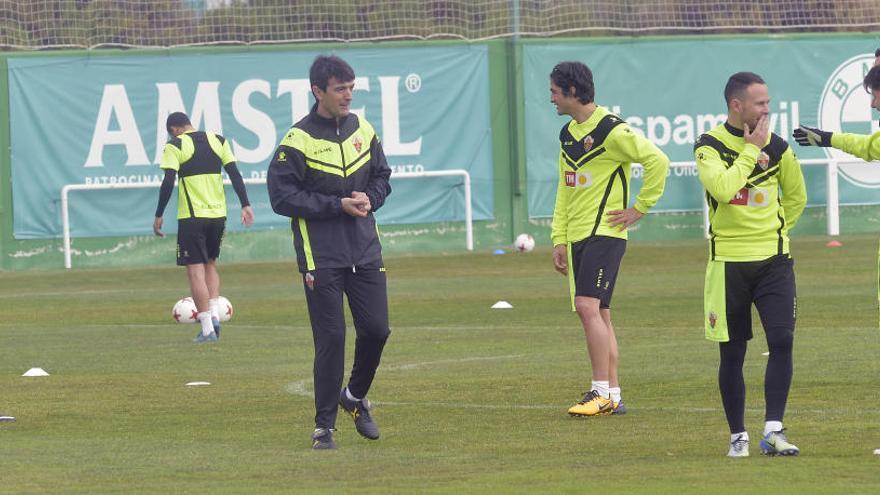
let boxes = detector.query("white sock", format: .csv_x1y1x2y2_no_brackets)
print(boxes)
209,298,220,322
591,380,610,398
731,431,749,443
763,421,783,436
197,311,214,336
345,387,361,402
609,387,622,403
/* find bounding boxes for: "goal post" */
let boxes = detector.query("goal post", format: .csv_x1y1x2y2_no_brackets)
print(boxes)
60,170,474,269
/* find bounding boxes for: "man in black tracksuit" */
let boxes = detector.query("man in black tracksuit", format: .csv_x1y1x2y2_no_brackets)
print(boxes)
267,55,392,450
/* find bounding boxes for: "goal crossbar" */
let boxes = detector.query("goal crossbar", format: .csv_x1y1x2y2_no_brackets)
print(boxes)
60,170,473,269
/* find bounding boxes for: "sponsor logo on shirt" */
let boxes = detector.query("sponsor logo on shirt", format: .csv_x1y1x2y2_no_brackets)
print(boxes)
564,170,592,188
729,187,769,207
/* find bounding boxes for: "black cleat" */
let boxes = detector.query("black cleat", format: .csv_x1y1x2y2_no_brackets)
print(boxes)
311,428,336,450
339,389,380,440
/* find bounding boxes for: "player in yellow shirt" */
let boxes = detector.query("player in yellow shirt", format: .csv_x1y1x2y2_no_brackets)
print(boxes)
794,63,880,325
549,61,669,417
695,72,807,457
154,112,254,343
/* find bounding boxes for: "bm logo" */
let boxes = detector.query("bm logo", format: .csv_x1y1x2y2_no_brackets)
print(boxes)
818,54,880,187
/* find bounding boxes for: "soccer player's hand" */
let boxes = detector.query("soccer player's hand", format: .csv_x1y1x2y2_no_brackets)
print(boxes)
241,206,254,227
552,244,567,276
153,216,164,237
743,114,769,148
792,125,832,147
350,191,372,212
606,207,644,231
341,197,369,217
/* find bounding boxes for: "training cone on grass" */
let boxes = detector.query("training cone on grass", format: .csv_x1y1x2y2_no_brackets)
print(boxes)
826,240,842,248
491,301,513,309
22,368,49,377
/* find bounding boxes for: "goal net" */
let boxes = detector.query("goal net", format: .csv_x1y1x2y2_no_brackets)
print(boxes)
2,0,879,50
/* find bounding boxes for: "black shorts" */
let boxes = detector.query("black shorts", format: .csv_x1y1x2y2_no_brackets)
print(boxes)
703,254,796,342
570,235,626,309
176,217,225,266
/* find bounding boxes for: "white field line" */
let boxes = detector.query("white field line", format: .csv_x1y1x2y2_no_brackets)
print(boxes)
285,353,880,416
285,354,525,399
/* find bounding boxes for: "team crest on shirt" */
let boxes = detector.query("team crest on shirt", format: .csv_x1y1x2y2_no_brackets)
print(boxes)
708,311,717,328
757,151,770,170
352,136,363,153
582,135,594,152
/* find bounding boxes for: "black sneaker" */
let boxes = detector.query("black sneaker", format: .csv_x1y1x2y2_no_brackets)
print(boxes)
338,389,380,440
311,428,336,450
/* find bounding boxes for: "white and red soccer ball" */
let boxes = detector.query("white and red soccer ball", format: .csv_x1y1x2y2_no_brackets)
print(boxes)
216,295,234,322
514,233,536,253
172,297,198,323
172,296,234,323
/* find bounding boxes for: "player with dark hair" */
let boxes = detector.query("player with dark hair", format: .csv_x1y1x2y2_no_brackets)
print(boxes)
695,72,807,457
154,112,254,343
549,60,669,418
267,55,392,450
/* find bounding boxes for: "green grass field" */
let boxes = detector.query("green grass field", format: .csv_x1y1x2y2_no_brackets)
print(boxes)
2,235,879,494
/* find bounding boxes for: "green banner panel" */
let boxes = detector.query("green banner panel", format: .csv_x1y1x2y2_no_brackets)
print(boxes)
8,45,493,239
523,37,880,218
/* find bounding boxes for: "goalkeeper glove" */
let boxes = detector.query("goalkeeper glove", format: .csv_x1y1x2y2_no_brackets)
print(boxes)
792,125,832,147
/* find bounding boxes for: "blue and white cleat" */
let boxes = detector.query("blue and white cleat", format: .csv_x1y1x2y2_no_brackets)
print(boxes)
193,331,218,343
212,318,221,339
760,429,799,456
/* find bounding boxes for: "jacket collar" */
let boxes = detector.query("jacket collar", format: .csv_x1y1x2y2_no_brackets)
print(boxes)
724,121,744,137
309,102,353,128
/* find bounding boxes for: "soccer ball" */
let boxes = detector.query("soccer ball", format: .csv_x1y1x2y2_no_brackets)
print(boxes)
216,295,234,322
172,297,198,323
514,233,536,253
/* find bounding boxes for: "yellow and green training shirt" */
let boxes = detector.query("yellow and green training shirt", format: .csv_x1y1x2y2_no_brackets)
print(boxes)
159,130,236,219
831,130,880,162
694,122,807,261
551,106,669,246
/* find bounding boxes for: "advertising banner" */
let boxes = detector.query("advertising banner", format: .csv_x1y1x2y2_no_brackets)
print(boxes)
8,45,493,239
523,38,879,218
